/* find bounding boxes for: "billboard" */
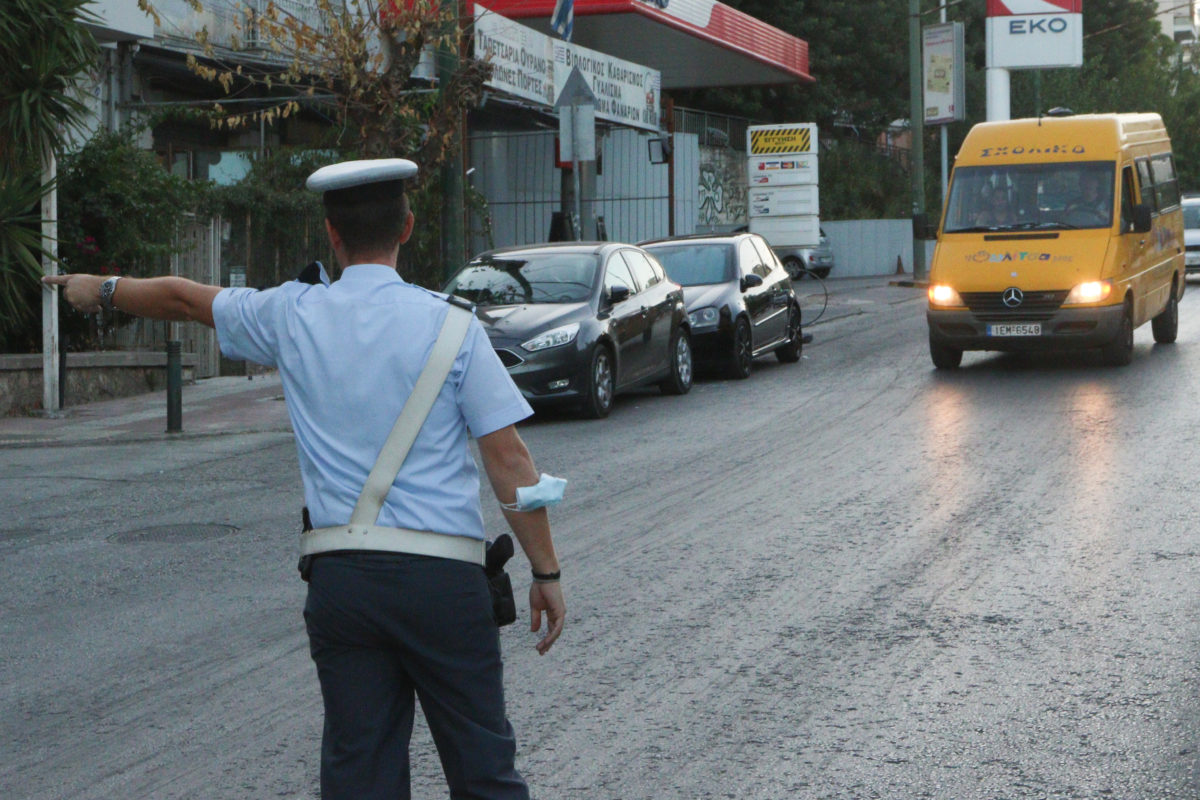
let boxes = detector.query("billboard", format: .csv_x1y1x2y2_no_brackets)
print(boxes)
746,123,820,246
474,5,661,131
923,22,965,124
986,0,1083,69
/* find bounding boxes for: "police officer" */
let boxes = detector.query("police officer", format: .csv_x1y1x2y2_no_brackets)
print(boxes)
43,158,566,800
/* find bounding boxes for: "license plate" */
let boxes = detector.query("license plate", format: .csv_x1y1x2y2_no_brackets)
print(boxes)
987,323,1041,337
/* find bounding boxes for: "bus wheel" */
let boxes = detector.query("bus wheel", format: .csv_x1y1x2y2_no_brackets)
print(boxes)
929,336,962,370
1152,285,1179,344
1101,299,1134,366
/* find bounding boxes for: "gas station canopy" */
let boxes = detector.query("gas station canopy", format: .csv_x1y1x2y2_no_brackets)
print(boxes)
476,0,813,90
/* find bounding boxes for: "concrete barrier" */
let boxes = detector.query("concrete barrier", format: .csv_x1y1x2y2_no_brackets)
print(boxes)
823,220,936,277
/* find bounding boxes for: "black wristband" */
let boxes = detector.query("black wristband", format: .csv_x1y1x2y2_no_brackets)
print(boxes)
531,568,561,582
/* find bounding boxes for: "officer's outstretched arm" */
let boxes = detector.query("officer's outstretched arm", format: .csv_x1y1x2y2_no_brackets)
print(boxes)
477,424,565,655
43,274,221,328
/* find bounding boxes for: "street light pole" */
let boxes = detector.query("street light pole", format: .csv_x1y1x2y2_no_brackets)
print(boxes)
909,0,927,280
41,151,60,414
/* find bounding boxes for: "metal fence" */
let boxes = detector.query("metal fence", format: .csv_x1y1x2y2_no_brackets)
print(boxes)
673,107,754,152
467,131,560,252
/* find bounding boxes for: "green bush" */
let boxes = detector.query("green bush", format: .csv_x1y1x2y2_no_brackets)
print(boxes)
59,130,201,278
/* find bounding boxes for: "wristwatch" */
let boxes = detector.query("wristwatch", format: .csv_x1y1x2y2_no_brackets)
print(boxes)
99,276,121,311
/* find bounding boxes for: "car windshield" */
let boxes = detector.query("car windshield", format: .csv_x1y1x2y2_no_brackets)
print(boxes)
446,253,598,305
644,244,735,286
1184,203,1200,230
943,161,1117,233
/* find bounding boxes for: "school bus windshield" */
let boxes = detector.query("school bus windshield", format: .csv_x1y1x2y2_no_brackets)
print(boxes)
944,161,1117,233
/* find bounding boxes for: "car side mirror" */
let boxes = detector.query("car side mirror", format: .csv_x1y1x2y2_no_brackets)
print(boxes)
1132,203,1152,233
740,273,764,292
607,285,631,304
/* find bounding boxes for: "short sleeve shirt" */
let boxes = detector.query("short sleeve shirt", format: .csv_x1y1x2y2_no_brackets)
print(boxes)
211,263,533,539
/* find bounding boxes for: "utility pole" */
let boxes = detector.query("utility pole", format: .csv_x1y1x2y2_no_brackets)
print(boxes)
439,2,466,281
939,0,948,203
908,0,926,280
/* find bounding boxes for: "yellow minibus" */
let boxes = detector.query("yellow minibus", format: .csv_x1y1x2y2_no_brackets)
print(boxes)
927,112,1185,368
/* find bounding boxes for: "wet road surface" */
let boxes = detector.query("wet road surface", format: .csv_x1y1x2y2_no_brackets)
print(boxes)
3,277,1200,798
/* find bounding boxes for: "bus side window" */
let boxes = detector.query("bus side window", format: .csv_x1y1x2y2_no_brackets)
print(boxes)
1121,166,1136,233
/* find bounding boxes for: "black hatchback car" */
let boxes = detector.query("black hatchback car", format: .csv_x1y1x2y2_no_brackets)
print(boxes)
640,232,802,379
444,242,693,418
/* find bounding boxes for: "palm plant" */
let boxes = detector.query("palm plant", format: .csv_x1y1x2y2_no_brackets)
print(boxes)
0,0,98,335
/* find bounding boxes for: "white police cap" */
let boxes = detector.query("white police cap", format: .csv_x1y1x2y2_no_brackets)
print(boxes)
306,158,418,193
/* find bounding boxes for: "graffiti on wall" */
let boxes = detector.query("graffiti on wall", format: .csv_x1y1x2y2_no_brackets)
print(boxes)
698,169,724,221
697,146,747,228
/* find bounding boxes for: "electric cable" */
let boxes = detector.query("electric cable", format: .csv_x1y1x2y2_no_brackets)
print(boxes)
793,267,829,327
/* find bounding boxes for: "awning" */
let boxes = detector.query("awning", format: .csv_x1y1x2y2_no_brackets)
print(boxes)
474,0,812,90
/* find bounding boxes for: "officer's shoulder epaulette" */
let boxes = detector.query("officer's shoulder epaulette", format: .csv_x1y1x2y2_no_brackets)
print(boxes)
444,294,476,312
295,261,325,285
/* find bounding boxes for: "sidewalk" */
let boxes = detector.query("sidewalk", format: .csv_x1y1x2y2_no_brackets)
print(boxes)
0,274,926,448
0,372,291,448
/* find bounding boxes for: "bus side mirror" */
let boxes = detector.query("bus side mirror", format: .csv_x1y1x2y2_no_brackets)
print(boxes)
1132,204,1152,233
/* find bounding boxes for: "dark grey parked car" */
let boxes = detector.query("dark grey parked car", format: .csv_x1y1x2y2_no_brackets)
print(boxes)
444,242,692,418
640,232,802,379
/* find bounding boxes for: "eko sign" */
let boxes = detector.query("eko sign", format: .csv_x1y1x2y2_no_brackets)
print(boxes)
986,0,1082,69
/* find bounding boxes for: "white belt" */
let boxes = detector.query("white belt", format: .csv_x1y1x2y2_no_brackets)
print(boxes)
301,524,486,566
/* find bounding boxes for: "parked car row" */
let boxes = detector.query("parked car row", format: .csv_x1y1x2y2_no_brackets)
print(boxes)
443,231,805,419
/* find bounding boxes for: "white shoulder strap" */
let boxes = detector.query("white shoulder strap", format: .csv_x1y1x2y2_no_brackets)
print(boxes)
349,303,475,526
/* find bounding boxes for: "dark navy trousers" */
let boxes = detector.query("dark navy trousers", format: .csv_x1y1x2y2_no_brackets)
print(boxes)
303,551,530,800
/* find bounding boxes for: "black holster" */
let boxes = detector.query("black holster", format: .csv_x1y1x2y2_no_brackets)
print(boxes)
298,506,314,582
484,534,517,627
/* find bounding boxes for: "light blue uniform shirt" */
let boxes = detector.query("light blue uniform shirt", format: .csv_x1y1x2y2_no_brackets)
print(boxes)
211,263,533,540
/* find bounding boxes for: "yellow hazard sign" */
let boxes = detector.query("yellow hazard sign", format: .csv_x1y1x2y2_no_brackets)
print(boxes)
749,127,813,155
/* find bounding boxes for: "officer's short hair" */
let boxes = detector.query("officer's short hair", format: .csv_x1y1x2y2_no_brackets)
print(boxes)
323,179,411,254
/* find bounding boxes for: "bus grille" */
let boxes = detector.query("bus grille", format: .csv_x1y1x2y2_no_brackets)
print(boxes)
960,290,1068,322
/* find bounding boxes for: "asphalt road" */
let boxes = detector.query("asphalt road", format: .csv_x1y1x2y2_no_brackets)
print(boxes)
4,277,1200,799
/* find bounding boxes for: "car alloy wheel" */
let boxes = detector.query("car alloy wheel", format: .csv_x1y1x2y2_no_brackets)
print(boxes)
727,317,753,380
660,327,693,395
775,305,802,363
583,345,615,418
675,333,693,390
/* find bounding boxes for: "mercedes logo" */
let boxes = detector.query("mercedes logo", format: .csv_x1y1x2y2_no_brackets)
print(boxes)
1002,287,1024,308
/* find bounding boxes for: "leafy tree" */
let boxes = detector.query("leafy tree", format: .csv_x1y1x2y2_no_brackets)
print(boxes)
676,1,910,138
685,0,1197,218
205,149,331,288
145,0,492,287
0,0,99,344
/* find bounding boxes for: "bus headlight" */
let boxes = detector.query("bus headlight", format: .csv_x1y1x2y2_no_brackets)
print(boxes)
928,284,964,307
1063,280,1112,305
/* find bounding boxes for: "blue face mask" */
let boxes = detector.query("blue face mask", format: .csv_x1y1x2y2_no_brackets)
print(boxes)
501,473,567,512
